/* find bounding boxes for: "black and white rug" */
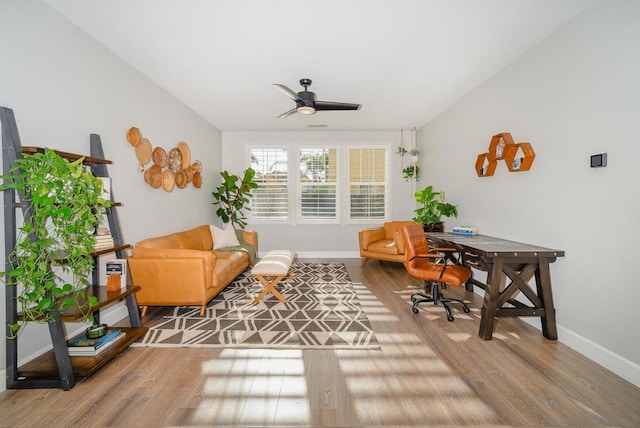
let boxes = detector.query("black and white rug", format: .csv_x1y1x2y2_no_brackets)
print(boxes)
133,262,380,350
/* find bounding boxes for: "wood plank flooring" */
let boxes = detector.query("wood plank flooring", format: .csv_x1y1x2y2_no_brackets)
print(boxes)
1,258,639,427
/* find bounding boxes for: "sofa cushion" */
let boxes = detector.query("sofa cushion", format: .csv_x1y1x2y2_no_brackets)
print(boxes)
173,225,212,251
210,223,241,249
368,239,400,255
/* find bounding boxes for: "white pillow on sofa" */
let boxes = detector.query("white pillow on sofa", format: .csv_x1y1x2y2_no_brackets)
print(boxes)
210,223,240,250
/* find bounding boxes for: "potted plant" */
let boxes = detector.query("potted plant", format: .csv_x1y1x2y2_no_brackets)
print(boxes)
402,165,420,181
412,185,458,232
1,148,111,336
211,168,258,229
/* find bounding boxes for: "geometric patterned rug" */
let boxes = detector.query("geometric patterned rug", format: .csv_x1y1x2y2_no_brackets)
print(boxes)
132,262,380,350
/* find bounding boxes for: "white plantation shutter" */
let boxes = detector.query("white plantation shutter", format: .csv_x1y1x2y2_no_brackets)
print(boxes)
249,148,289,220
299,148,338,220
349,147,387,220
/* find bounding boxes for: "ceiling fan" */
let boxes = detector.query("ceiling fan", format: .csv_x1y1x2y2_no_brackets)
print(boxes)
273,78,362,118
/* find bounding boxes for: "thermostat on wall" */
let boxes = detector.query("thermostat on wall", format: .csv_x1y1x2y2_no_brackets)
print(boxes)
590,153,607,168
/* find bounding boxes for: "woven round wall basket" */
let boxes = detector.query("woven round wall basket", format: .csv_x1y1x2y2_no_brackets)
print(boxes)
135,138,152,165
175,170,188,189
148,165,162,189
152,147,168,168
126,127,142,147
192,171,203,188
162,170,175,192
177,141,191,170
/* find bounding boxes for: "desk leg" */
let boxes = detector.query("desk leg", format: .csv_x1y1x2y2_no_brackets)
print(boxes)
479,258,504,340
535,258,558,340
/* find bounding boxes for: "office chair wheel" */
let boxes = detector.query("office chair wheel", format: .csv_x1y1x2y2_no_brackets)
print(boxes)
412,306,419,314
447,314,454,322
463,305,470,313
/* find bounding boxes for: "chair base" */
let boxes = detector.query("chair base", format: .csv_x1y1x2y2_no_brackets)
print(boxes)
411,281,470,322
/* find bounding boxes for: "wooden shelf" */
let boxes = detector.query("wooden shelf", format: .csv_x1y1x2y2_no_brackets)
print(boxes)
2,116,144,390
17,326,148,379
22,146,112,165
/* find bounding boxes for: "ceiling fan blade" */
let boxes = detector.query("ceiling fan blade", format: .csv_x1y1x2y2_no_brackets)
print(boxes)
314,101,362,111
273,83,301,101
276,107,298,118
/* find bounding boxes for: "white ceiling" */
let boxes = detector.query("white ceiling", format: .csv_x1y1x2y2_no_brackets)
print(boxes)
43,0,593,132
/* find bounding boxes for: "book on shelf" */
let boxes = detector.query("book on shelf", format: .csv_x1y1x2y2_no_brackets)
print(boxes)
106,259,127,290
93,233,114,250
452,226,478,236
67,329,125,356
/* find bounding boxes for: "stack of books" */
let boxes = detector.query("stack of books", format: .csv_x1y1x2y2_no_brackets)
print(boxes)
452,226,478,236
93,233,114,250
67,328,125,357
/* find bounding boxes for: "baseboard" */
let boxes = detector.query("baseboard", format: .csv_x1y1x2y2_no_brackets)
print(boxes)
0,303,129,393
280,251,361,259
556,324,640,388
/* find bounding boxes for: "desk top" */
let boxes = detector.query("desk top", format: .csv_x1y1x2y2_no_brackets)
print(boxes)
426,232,565,259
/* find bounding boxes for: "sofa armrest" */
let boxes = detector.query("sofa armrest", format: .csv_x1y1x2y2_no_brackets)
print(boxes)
128,249,215,302
359,227,385,251
242,229,258,253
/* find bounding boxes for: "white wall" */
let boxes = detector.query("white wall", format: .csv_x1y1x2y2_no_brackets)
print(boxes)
0,0,222,391
417,0,640,386
222,131,417,256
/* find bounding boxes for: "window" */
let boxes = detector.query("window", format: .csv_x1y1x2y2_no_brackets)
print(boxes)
299,148,338,221
249,147,289,220
248,145,387,223
349,147,387,220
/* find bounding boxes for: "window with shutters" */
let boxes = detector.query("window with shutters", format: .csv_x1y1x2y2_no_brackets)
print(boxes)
249,147,289,221
247,145,387,224
349,147,387,220
299,147,338,222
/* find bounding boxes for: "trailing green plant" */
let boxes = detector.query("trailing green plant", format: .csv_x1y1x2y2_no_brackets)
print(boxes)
211,168,258,229
412,185,458,225
402,165,420,181
1,148,111,336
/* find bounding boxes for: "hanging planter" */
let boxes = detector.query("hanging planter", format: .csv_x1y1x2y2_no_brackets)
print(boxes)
402,165,420,181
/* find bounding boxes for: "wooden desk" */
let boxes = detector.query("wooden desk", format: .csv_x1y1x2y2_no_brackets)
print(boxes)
426,232,564,340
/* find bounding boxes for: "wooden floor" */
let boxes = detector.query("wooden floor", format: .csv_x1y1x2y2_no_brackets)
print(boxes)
2,258,639,427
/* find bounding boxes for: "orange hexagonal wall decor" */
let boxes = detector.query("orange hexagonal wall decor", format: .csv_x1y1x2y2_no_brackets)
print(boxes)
488,132,515,160
504,142,535,172
475,153,497,177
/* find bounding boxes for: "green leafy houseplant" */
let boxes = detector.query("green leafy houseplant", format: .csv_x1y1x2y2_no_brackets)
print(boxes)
1,148,111,335
402,165,420,181
211,168,258,229
412,185,458,228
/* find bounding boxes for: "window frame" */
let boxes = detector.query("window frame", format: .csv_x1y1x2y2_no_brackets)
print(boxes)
246,143,389,225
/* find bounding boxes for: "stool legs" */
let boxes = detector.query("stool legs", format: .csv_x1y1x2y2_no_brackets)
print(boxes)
253,274,290,304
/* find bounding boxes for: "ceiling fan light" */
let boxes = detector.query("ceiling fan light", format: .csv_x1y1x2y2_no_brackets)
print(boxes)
297,106,316,115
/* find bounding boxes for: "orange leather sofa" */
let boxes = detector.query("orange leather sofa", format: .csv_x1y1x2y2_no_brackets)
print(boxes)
128,225,258,316
358,220,417,264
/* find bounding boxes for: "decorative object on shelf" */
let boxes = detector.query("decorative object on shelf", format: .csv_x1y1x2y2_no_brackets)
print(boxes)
412,185,458,232
397,128,421,182
211,168,259,228
476,132,535,177
0,148,111,335
126,126,202,191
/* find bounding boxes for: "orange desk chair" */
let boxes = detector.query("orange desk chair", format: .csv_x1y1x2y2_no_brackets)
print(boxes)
401,223,472,322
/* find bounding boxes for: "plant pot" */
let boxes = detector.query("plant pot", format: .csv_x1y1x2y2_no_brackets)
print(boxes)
422,222,444,233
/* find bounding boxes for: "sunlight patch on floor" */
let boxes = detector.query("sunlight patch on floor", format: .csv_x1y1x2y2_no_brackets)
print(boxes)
193,349,310,426
336,333,498,426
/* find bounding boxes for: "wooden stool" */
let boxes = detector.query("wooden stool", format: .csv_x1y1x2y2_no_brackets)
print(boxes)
250,250,296,304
